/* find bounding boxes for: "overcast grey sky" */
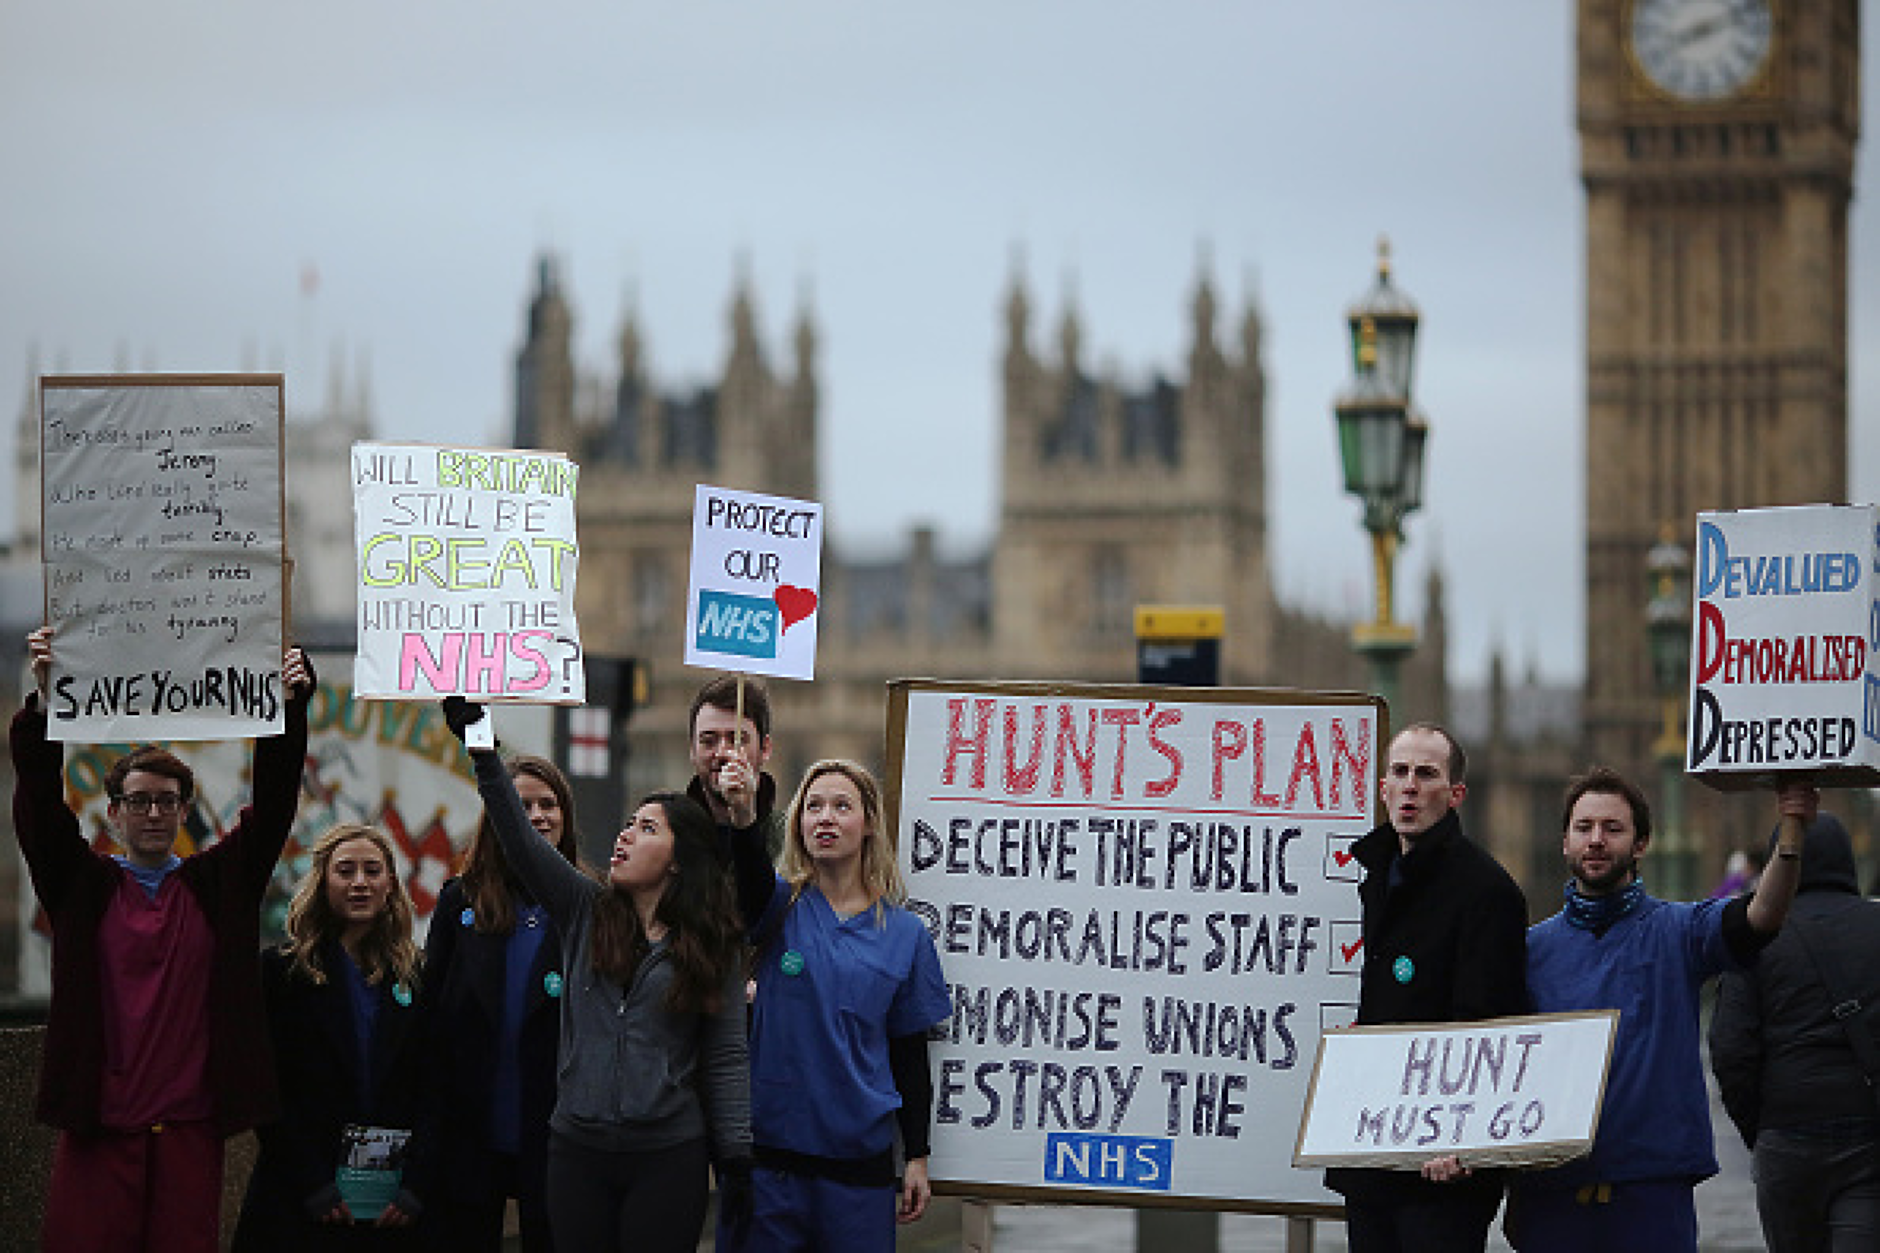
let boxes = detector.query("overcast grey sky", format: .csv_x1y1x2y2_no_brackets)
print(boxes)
4,2,1877,686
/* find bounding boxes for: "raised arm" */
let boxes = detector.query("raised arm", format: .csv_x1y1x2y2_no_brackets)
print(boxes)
442,699,594,928
10,628,90,905
1746,782,1815,935
236,646,316,892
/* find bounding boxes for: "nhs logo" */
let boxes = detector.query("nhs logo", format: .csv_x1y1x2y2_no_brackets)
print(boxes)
694,590,780,659
1043,1133,1172,1192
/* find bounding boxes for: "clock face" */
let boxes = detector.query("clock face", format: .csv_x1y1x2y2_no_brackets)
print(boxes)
1630,0,1773,101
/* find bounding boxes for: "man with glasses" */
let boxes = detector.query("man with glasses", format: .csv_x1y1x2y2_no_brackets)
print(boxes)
10,627,316,1253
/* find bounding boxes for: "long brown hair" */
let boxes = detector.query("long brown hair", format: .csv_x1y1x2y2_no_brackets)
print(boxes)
282,823,421,989
590,791,741,1015
460,754,582,933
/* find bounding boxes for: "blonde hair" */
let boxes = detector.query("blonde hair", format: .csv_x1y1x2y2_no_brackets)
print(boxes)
282,823,421,989
779,759,905,923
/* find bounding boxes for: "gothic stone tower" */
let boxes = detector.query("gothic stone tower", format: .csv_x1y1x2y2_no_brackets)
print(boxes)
1579,0,1857,856
992,264,1277,684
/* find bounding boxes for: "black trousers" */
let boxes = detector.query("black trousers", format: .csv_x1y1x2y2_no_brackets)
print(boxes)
544,1133,708,1253
1344,1189,1503,1253
423,1152,553,1253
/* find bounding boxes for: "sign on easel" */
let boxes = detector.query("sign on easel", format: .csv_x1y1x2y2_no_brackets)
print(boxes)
1293,1011,1618,1170
40,375,287,741
683,483,822,680
351,441,584,703
1687,504,1880,787
889,679,1377,1215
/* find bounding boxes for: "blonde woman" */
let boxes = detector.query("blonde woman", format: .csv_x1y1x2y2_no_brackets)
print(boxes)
719,758,951,1252
235,825,427,1252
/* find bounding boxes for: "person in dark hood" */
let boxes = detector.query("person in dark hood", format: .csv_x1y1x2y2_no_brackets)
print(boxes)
1710,809,1880,1253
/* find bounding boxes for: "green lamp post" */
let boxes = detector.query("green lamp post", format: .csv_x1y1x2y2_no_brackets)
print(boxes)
1334,239,1428,715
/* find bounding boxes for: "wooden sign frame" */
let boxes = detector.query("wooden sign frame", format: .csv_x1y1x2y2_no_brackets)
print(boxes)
886,677,1384,1218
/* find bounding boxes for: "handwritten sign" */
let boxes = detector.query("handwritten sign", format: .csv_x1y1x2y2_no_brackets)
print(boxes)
684,483,822,680
352,442,583,703
1688,504,1880,787
890,679,1375,1213
40,375,286,742
1293,1011,1617,1170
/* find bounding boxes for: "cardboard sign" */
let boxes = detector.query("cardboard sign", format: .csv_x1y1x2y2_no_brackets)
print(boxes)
1292,1011,1618,1170
889,679,1377,1214
683,483,822,680
1687,504,1880,787
352,442,584,703
40,375,287,741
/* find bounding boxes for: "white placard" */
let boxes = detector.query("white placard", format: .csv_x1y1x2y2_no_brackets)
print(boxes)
1687,504,1880,786
352,442,583,703
40,376,286,742
891,679,1376,1212
1292,1011,1618,1169
683,483,822,681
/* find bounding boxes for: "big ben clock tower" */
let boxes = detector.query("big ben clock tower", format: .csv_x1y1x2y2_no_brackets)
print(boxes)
1579,0,1858,865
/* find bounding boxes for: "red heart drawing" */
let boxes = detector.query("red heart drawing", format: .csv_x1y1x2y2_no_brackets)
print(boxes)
1332,849,1356,868
774,585,819,634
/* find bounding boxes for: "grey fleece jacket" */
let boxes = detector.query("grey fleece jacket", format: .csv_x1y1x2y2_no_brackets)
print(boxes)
470,749,750,1159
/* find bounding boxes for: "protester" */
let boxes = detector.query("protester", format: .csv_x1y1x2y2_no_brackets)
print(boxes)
1323,722,1530,1253
720,757,951,1252
420,754,581,1252
1510,769,1810,1253
234,824,428,1251
443,698,751,1253
1710,809,1880,1253
10,626,313,1253
688,673,785,863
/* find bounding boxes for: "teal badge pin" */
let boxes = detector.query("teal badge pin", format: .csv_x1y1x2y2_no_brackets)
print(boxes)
780,950,805,977
460,907,475,927
1392,956,1415,984
544,971,564,998
393,982,413,1007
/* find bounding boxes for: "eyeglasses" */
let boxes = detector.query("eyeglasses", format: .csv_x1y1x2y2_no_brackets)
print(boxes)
117,792,185,816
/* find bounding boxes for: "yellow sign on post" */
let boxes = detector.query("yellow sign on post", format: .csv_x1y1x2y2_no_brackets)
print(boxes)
1134,605,1224,687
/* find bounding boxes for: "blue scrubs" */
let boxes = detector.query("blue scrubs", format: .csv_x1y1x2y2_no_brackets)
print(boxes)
736,879,950,1252
1513,895,1735,1253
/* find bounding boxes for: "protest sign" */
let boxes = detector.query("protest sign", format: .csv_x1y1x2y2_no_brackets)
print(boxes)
890,679,1377,1214
40,375,286,742
352,441,583,703
1687,504,1880,787
1292,1011,1618,1170
684,483,822,680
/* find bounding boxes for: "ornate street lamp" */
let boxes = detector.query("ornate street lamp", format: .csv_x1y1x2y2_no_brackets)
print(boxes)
1646,528,1694,898
1334,239,1427,714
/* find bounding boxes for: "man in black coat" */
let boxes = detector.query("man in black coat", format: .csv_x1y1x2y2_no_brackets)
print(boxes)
1325,722,1531,1253
1709,810,1880,1253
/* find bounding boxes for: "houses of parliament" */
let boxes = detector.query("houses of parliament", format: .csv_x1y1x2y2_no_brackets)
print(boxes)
509,252,1451,845
4,0,1873,907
